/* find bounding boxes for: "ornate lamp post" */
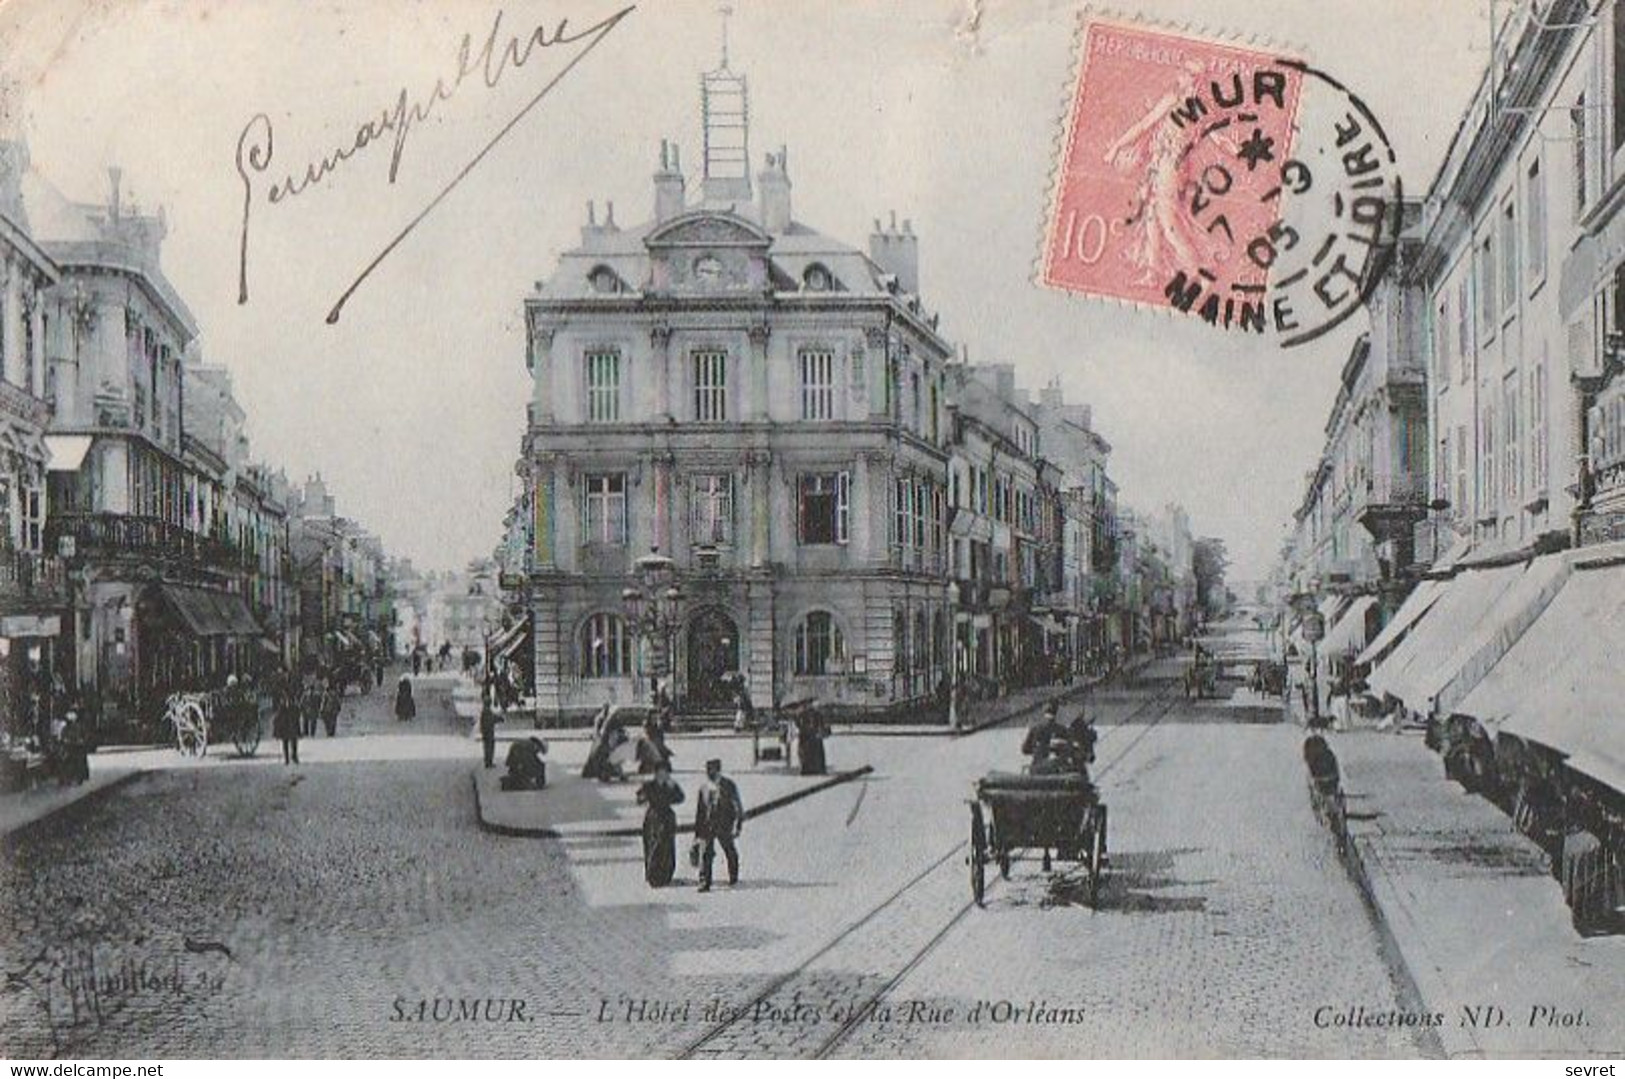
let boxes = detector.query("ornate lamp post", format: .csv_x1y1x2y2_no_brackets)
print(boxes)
622,546,684,706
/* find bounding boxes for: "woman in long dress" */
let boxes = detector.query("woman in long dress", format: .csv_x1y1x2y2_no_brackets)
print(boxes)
636,764,686,887
394,676,416,723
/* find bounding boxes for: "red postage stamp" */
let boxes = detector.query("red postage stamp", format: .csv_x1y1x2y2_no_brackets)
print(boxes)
1041,18,1309,330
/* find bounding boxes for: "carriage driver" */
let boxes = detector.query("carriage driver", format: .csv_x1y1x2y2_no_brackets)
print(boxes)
1021,702,1096,780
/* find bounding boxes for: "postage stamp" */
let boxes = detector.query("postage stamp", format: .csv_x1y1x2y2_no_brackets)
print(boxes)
1042,16,1402,347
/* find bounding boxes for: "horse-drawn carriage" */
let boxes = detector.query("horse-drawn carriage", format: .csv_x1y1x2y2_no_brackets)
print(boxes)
164,686,263,758
968,771,1108,907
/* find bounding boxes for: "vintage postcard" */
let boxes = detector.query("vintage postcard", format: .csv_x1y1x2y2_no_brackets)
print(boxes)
0,0,1622,1063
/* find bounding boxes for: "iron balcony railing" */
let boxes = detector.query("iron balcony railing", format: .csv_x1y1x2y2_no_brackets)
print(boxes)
0,549,68,603
45,512,237,568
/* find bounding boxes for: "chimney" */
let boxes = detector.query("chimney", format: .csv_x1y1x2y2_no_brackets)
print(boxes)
993,364,1016,405
0,138,28,227
757,145,792,233
1040,381,1064,412
654,139,685,223
868,211,920,294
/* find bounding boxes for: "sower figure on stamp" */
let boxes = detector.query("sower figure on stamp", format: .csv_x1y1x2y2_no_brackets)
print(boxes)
694,757,744,892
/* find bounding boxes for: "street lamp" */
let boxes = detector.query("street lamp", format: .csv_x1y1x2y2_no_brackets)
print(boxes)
622,546,685,707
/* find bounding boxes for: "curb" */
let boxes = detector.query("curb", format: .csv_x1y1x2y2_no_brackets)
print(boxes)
473,763,875,839
1334,754,1464,1060
0,769,148,845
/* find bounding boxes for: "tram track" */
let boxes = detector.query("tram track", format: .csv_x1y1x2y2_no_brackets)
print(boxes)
676,677,1183,1060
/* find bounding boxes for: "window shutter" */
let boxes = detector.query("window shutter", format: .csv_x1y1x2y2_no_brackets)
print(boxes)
837,470,851,544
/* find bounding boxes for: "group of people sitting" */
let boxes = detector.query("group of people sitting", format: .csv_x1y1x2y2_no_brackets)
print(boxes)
1020,702,1098,779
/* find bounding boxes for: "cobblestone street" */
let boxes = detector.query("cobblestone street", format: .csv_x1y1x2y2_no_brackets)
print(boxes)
0,659,1437,1058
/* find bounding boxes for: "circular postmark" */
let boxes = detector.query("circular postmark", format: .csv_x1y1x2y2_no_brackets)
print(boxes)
1164,60,1404,347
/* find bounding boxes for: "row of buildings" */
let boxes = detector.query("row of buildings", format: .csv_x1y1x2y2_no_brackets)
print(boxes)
0,139,396,739
492,49,1204,724
1275,0,1624,925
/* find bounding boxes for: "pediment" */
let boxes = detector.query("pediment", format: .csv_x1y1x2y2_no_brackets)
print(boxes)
644,211,772,250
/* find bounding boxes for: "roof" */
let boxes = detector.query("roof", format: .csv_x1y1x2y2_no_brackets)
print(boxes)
531,206,901,305
20,170,197,339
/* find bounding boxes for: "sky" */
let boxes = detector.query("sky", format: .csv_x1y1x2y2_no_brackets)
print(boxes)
0,0,1494,581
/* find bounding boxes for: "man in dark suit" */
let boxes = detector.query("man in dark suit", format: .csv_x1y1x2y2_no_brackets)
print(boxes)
694,758,744,892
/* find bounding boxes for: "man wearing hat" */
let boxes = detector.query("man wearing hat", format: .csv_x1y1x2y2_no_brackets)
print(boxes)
693,757,745,891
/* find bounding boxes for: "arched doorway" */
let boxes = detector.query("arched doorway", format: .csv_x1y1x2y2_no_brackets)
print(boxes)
685,607,739,709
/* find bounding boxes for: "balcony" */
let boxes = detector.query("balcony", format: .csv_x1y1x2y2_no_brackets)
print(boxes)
0,550,68,608
0,379,50,428
45,513,235,569
1355,472,1428,543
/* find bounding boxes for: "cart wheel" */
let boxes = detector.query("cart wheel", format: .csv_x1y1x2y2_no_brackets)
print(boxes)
1088,811,1106,909
233,715,262,758
969,803,987,907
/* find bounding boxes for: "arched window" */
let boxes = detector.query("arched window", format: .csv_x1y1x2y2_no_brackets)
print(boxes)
803,263,833,291
794,611,844,675
580,613,632,677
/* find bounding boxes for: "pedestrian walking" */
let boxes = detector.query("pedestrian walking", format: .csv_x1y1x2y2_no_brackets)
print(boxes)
395,675,416,723
411,648,423,676
479,689,501,768
694,757,744,892
300,676,322,738
321,678,342,737
636,762,686,888
274,675,301,765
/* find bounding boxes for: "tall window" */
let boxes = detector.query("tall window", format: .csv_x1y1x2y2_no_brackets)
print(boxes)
1530,358,1548,491
800,348,835,420
1435,296,1451,385
1482,402,1498,514
910,372,922,432
1438,437,1451,504
690,473,733,545
794,611,844,675
1500,201,1517,314
1455,425,1469,515
693,350,727,422
894,609,909,674
580,613,631,677
583,473,627,545
1456,278,1470,382
1526,157,1546,284
1574,94,1589,216
1477,234,1496,337
585,349,620,422
798,471,850,545
1615,0,1625,151
1502,378,1521,504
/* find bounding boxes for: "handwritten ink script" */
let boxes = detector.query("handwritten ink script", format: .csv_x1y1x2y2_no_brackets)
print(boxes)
234,5,636,323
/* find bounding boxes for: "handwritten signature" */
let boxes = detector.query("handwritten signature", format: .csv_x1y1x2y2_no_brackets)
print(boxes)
234,4,636,323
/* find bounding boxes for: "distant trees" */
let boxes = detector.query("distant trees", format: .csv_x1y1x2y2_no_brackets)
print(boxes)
1192,538,1231,620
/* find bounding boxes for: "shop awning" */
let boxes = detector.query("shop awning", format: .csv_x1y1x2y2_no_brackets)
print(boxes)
157,584,263,637
1366,563,1525,712
44,435,93,472
1319,595,1376,657
1461,554,1625,793
491,617,532,660
1356,578,1445,668
1418,551,1575,717
0,613,61,638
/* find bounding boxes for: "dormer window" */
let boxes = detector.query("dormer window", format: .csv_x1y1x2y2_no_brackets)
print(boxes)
804,263,833,292
588,265,624,294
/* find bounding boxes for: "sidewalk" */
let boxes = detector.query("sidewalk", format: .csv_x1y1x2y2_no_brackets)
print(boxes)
0,764,145,840
471,735,870,838
1336,728,1625,1057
